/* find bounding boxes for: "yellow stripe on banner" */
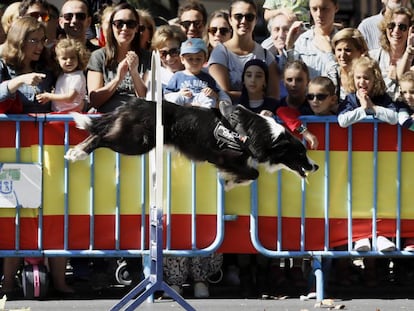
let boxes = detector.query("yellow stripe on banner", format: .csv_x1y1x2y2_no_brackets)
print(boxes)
119,155,146,215
0,148,23,162
377,152,398,218
35,145,414,220
401,152,414,219
169,152,192,214
195,161,218,215
93,149,117,215
350,151,398,218
350,152,374,218
43,146,65,215
327,151,348,218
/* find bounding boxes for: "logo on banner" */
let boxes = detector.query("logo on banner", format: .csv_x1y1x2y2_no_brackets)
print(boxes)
0,169,20,195
0,164,42,208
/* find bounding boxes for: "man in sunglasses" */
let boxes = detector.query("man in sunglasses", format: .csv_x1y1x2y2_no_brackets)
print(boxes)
59,0,99,52
177,0,207,39
358,0,409,50
19,0,50,23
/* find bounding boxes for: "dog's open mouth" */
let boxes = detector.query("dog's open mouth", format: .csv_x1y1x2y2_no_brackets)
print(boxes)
299,164,319,178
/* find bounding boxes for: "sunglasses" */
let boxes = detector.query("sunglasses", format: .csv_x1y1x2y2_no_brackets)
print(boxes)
112,19,138,29
62,12,87,21
180,20,203,29
27,11,49,22
387,22,408,32
232,13,256,22
208,27,231,36
159,48,180,58
306,93,330,101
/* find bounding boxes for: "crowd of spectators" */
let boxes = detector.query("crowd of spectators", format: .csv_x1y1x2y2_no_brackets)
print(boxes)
1,0,414,301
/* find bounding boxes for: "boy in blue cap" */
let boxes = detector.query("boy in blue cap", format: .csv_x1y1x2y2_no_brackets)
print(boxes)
164,37,230,108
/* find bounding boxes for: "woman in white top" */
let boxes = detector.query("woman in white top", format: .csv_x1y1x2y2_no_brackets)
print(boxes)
208,0,279,102
369,7,414,99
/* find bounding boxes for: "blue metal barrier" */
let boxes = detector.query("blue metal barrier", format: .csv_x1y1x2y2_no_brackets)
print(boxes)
1,114,414,303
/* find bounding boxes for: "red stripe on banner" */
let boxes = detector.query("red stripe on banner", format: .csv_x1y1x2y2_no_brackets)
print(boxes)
0,122,41,148
2,215,414,252
285,123,407,152
44,121,89,145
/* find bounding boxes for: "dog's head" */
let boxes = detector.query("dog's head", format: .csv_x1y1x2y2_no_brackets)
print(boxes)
261,117,319,178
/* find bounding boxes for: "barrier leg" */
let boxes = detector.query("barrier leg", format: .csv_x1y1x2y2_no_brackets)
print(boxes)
312,256,324,302
110,205,195,311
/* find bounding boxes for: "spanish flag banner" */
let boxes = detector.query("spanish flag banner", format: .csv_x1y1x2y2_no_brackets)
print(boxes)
0,120,413,253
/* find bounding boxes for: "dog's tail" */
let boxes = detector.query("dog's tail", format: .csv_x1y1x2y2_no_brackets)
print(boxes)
70,112,92,130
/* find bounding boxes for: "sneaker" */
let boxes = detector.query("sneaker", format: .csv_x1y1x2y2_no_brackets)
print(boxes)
354,238,371,251
194,282,209,298
404,238,414,251
376,236,396,252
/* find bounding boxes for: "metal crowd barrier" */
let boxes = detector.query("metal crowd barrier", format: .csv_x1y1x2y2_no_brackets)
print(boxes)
1,114,414,302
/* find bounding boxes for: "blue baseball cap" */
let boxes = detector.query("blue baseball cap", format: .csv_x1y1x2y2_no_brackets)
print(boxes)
180,38,208,55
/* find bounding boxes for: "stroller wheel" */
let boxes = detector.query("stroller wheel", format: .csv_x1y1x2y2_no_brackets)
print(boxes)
115,261,132,286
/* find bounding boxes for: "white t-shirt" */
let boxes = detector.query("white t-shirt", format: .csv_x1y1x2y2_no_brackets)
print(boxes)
207,42,275,92
52,70,86,112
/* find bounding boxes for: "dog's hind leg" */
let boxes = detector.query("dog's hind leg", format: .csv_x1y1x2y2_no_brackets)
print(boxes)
64,135,101,162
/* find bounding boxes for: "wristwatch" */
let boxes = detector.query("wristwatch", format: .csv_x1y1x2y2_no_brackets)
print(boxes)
296,124,307,134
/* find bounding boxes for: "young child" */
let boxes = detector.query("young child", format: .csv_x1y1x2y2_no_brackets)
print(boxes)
237,59,280,114
338,55,397,287
36,38,89,112
164,37,230,108
278,60,319,149
397,70,414,131
338,56,398,128
307,76,338,115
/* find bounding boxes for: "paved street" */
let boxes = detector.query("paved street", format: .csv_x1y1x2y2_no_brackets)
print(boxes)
3,297,414,311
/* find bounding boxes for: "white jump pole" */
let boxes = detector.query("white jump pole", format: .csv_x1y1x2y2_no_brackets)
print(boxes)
110,52,195,311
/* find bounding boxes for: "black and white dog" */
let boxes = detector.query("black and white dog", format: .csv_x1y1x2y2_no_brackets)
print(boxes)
64,98,318,189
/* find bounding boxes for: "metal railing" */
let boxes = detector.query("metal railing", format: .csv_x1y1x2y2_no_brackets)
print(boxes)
1,114,414,302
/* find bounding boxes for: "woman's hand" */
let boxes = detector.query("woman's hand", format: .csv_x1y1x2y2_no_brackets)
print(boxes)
116,58,129,81
21,73,46,87
126,51,139,75
406,26,414,55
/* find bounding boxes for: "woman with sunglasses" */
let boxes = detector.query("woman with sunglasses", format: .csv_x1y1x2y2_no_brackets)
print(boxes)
145,24,186,98
205,10,232,58
369,7,414,99
208,0,280,102
87,3,151,112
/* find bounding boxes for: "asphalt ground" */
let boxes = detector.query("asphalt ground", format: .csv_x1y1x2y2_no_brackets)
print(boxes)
2,258,414,310
2,296,414,311
2,272,414,311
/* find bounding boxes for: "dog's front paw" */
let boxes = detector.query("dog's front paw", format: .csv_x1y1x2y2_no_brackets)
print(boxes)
64,148,88,162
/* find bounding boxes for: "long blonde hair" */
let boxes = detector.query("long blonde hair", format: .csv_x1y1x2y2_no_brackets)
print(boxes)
2,16,49,71
348,56,386,97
